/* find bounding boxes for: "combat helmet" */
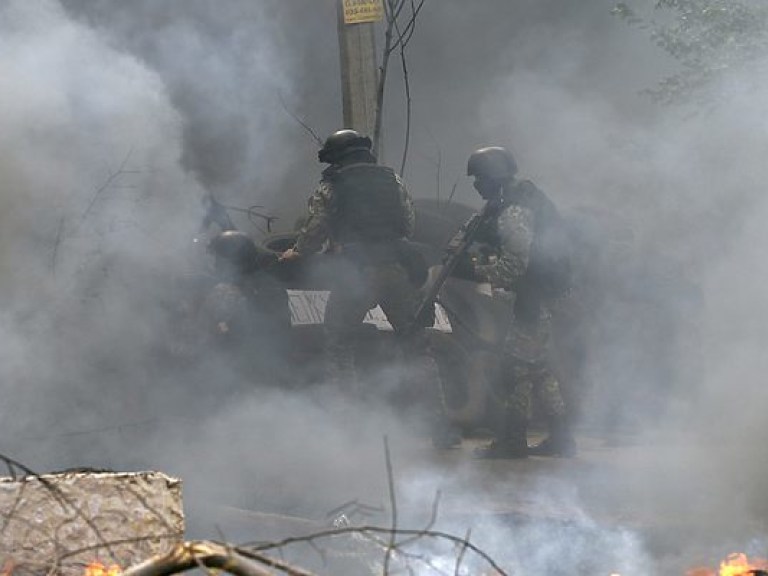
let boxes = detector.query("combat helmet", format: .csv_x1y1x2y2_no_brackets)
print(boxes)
467,146,518,181
318,129,373,164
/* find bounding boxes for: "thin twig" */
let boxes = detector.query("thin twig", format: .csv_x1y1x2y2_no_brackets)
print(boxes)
236,547,319,576
375,0,427,171
453,528,471,576
123,483,179,536
51,215,65,276
394,490,441,548
326,499,385,523
245,526,508,576
423,131,443,208
246,205,278,234
79,148,138,225
383,436,398,576
278,92,323,146
0,453,120,564
445,176,460,210
389,549,453,576
0,507,60,545
398,0,427,49
394,13,413,176
219,202,278,235
0,480,27,535
55,533,182,563
374,0,398,155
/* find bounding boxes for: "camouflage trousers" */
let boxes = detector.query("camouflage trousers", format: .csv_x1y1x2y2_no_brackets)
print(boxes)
494,305,566,424
324,259,445,413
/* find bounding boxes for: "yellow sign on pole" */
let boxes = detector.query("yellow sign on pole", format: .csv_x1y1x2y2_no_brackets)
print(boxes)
343,0,384,24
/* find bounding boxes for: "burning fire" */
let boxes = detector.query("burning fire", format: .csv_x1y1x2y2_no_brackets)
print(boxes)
84,561,122,576
686,553,768,576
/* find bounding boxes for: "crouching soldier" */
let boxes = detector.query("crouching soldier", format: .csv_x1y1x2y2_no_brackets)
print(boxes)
201,230,291,386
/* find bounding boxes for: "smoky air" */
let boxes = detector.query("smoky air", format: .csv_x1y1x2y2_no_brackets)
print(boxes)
0,0,766,574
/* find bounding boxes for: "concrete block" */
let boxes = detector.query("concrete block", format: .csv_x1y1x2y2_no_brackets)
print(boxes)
0,471,184,575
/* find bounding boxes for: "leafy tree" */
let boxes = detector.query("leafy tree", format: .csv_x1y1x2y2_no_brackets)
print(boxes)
613,0,768,103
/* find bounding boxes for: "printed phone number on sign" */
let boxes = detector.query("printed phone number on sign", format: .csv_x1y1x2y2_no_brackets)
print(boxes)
343,0,383,23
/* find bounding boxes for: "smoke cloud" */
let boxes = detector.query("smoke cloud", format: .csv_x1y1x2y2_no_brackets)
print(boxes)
0,0,200,459
3,0,768,573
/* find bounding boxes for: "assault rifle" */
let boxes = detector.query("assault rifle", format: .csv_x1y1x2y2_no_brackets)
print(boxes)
413,197,503,327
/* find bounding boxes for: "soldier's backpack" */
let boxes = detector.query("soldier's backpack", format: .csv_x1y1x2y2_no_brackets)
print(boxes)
329,163,410,243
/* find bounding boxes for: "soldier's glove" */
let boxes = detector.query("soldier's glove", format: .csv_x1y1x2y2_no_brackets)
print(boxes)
450,253,478,281
279,248,301,262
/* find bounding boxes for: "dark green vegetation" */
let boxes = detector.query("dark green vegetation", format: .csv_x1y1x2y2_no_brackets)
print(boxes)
614,0,768,103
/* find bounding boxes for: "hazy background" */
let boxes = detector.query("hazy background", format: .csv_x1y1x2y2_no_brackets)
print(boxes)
2,0,768,573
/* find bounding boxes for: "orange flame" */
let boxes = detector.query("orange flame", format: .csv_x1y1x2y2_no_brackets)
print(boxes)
719,553,768,576
1,559,15,576
84,561,122,576
686,553,768,576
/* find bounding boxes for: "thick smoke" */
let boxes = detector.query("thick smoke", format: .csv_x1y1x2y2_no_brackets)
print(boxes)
0,0,201,465
464,4,768,568
5,0,768,574
61,0,340,221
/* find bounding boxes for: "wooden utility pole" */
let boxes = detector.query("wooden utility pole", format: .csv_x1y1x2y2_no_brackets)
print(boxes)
336,0,381,139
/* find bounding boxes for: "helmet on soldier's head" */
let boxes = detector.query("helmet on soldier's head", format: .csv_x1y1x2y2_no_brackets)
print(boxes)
207,230,260,275
318,129,373,164
467,147,518,181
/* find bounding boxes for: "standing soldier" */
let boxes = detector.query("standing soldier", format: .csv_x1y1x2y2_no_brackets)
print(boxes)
464,146,576,458
281,129,457,447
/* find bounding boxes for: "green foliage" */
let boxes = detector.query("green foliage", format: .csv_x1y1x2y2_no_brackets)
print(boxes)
613,0,768,103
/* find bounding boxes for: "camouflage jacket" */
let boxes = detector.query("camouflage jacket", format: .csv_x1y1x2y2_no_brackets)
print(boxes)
474,190,535,291
295,164,416,255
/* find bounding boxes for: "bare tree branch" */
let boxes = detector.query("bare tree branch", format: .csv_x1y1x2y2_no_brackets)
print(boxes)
121,541,294,576
383,436,398,576
239,438,505,576
394,489,441,548
0,479,27,537
454,528,471,576
244,525,507,576
55,534,181,564
79,148,139,225
373,1,397,155
235,547,320,576
278,92,323,146
374,0,428,172
393,12,413,176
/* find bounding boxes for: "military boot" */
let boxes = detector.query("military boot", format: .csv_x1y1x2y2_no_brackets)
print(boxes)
528,416,577,457
474,420,529,459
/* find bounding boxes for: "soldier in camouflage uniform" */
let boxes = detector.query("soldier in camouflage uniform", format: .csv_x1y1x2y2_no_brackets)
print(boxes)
465,147,576,459
201,230,292,386
281,129,457,447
